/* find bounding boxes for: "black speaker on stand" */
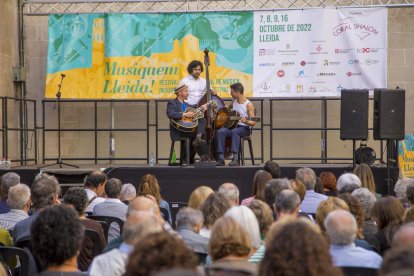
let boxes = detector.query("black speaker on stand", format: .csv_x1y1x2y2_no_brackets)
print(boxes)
373,88,405,195
340,89,369,169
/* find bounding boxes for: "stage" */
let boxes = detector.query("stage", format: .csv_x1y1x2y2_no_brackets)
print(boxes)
0,163,398,203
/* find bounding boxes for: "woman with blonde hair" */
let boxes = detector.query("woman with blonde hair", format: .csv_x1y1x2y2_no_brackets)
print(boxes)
354,164,377,195
137,174,172,224
188,186,214,209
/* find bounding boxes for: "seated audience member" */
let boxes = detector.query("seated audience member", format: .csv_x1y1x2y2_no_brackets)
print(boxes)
314,177,325,195
89,211,162,276
188,186,214,210
248,199,274,239
354,164,378,197
406,182,414,206
259,218,341,276
31,204,85,276
337,173,361,194
120,183,136,205
290,179,306,203
64,187,106,271
137,174,172,225
93,178,128,242
13,173,60,243
0,172,20,214
352,188,379,251
339,193,366,240
225,206,262,263
218,183,239,206
380,247,414,276
403,206,414,223
319,171,338,196
200,192,232,239
316,197,349,232
124,232,198,276
393,222,414,248
372,196,404,255
296,167,327,214
84,170,107,213
263,178,291,214
263,160,281,179
241,170,272,205
0,183,30,230
176,207,209,254
274,189,301,220
324,210,382,269
394,178,414,208
207,217,257,275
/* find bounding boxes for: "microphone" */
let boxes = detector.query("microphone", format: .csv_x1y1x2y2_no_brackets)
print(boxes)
61,74,66,78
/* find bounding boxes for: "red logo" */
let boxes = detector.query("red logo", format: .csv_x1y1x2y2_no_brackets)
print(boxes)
277,70,285,77
346,72,352,77
300,61,306,66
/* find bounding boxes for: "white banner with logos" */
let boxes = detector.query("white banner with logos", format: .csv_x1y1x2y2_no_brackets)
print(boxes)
253,8,387,97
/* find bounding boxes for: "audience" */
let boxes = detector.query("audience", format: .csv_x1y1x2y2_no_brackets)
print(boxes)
0,172,20,214
93,178,128,242
207,216,256,274
263,160,281,179
316,197,349,232
337,173,361,194
339,193,366,240
63,187,106,271
274,189,300,220
188,186,214,209
120,183,136,205
290,179,306,203
372,196,404,255
392,222,414,248
406,182,414,205
354,164,378,196
31,204,85,275
394,178,414,207
319,171,337,196
200,192,231,239
260,218,341,276
241,170,272,205
13,173,60,243
124,232,198,276
248,199,273,239
263,178,291,213
89,211,162,276
0,183,30,230
137,174,172,224
84,170,107,213
403,206,414,223
324,210,382,269
314,177,325,195
380,247,414,276
218,183,239,206
176,207,209,255
296,167,327,214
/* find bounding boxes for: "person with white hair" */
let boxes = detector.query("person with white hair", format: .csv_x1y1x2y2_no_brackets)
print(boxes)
0,184,30,230
224,205,262,263
218,183,239,206
0,172,20,214
296,167,327,214
325,210,382,269
120,183,136,204
274,189,301,219
394,178,414,207
392,222,414,248
176,207,209,254
337,173,361,194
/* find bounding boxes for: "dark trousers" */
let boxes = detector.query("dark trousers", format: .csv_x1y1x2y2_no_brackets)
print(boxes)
216,125,250,154
179,118,208,163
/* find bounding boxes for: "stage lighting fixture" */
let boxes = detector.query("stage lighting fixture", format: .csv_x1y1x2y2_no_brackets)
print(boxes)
355,145,376,166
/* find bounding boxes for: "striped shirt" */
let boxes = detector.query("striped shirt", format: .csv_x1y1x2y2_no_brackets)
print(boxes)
0,209,29,230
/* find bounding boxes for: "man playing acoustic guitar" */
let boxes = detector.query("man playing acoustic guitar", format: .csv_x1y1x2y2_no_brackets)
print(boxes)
216,82,256,166
167,84,209,164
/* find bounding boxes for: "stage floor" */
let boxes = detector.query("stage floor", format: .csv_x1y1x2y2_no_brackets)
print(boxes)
1,163,397,202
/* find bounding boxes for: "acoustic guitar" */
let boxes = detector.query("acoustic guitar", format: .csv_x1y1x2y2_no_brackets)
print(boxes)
215,107,261,129
171,100,216,133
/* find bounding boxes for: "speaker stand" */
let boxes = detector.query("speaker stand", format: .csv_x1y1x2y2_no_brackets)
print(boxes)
352,140,356,170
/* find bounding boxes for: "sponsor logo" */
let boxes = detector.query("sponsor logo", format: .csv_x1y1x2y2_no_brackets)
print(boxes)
259,49,276,56
319,86,333,93
261,82,271,92
332,17,380,40
295,70,309,78
300,61,317,66
277,84,291,93
357,47,381,53
309,86,317,93
365,58,379,65
346,72,362,77
296,84,304,93
335,48,354,54
281,62,295,66
317,72,336,76
259,63,276,67
278,44,299,55
348,59,360,65
277,70,285,77
323,59,341,66
310,44,328,55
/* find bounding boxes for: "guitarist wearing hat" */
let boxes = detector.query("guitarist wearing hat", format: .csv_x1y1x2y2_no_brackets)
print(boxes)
166,84,209,164
216,82,256,166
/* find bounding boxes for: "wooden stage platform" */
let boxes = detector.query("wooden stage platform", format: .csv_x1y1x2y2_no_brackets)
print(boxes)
0,163,398,203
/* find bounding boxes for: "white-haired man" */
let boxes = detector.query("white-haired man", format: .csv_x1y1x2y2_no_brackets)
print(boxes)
218,183,239,206
0,184,30,230
337,173,361,194
296,168,327,214
325,210,382,269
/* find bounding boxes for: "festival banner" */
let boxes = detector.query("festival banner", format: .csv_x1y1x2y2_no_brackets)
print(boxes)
399,134,414,178
253,8,387,97
46,12,254,99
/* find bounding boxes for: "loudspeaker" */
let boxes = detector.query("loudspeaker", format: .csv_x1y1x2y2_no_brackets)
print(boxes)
340,89,369,140
373,89,405,140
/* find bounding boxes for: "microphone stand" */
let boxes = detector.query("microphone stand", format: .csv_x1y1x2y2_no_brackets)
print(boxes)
39,74,79,169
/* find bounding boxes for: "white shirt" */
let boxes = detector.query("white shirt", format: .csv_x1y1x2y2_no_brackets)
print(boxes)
85,188,105,213
330,243,382,269
233,99,250,126
180,75,206,105
89,243,133,276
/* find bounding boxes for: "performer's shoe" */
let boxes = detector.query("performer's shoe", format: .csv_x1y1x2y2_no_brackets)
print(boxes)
192,135,205,147
229,159,240,166
216,159,225,166
200,154,210,162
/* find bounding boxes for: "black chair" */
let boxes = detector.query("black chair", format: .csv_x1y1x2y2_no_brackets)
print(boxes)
168,137,191,166
0,246,29,276
159,207,171,224
239,126,255,166
87,216,124,242
14,238,42,275
340,266,378,276
169,202,188,229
